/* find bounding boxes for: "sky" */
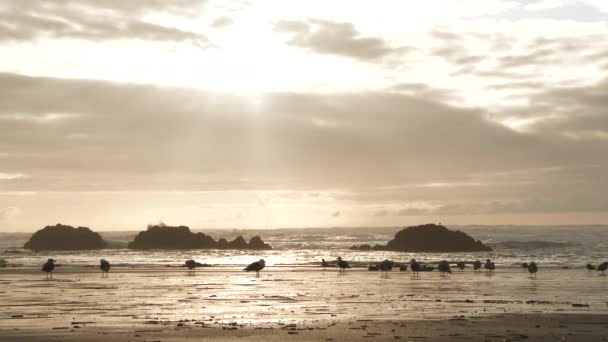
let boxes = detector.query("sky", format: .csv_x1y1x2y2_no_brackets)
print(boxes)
1,0,608,231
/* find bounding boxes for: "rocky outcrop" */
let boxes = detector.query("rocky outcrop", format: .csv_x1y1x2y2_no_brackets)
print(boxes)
350,244,386,251
351,224,491,252
24,224,107,251
127,224,272,250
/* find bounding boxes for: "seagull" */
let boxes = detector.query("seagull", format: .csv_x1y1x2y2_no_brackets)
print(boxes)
244,259,265,277
410,259,422,276
42,259,56,279
438,260,452,276
473,260,482,272
586,263,596,271
399,264,408,272
456,261,466,271
321,259,329,268
379,259,393,276
597,262,608,274
484,259,495,275
527,261,538,278
337,257,351,274
185,259,197,271
100,259,110,277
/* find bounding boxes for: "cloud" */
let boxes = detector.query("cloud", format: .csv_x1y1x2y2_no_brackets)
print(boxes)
0,206,21,221
1,72,608,216
211,16,234,28
0,173,29,180
274,20,402,60
0,1,208,45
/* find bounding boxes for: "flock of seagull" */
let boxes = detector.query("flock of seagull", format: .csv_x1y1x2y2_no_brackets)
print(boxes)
39,257,608,279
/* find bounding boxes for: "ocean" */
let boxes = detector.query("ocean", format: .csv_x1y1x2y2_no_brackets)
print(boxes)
1,225,607,269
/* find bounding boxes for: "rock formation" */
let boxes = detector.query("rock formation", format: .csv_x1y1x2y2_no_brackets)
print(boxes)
351,223,491,252
24,224,107,251
127,224,272,250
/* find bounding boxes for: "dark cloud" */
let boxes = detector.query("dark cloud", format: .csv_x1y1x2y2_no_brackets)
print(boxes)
498,49,556,69
1,72,607,215
274,20,402,60
525,79,608,138
485,81,545,90
211,16,233,28
0,0,208,45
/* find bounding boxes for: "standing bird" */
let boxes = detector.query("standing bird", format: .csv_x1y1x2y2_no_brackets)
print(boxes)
438,260,452,276
473,260,482,272
484,259,495,275
337,257,351,274
456,261,466,271
527,261,538,278
597,262,608,274
185,259,197,271
586,263,596,271
410,259,422,276
42,259,56,279
100,259,111,277
244,259,265,277
321,259,329,268
379,259,393,276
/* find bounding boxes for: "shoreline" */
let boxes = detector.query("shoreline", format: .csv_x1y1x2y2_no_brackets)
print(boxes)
2,314,607,341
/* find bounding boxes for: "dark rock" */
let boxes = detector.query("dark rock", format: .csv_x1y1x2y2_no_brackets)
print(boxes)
227,236,248,249
24,224,106,251
217,238,229,249
384,224,491,252
248,236,272,250
351,244,372,251
350,224,490,252
128,224,272,250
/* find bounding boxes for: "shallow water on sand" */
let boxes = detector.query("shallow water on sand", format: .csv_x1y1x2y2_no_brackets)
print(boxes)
0,267,606,330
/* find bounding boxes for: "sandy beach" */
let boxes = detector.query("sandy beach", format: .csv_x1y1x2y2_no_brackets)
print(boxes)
1,266,607,341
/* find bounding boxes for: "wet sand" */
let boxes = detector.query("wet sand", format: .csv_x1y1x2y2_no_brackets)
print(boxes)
1,266,607,341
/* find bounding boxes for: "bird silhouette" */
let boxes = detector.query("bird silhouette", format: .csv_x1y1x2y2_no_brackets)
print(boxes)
597,262,608,274
399,264,408,271
410,259,422,276
484,259,495,275
586,263,596,271
244,259,265,277
438,260,452,276
42,259,56,279
456,261,466,271
473,260,482,272
185,259,197,272
337,257,351,274
527,261,538,278
100,259,110,277
379,259,392,277
521,262,529,269
321,258,329,268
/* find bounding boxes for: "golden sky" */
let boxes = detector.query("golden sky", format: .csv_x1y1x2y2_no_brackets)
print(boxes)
1,0,608,230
